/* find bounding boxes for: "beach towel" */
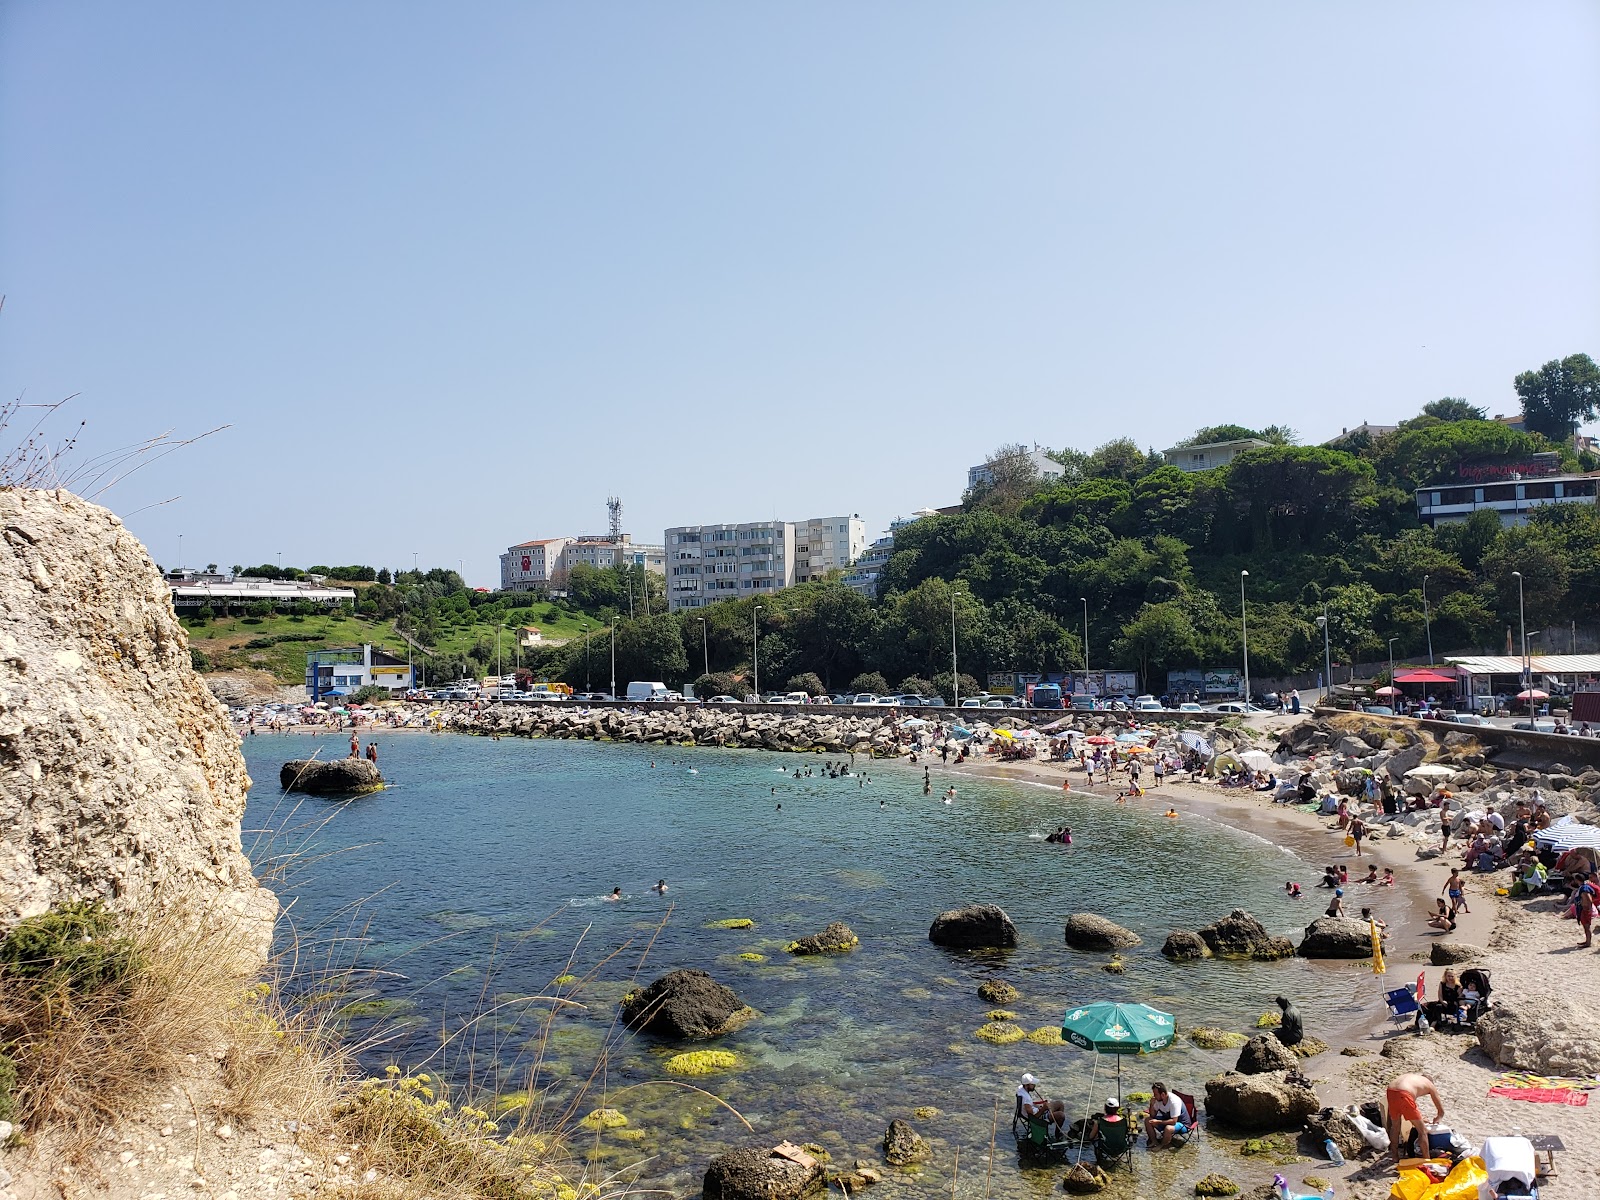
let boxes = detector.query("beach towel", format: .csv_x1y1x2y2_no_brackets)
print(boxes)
1492,1071,1598,1090
1489,1072,1596,1105
1487,1086,1589,1106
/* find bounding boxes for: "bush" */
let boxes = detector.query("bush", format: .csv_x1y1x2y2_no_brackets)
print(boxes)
0,1051,14,1121
692,672,747,700
0,902,138,997
349,685,391,705
848,672,890,695
244,637,275,649
786,672,826,696
189,647,212,672
898,676,934,696
196,605,215,621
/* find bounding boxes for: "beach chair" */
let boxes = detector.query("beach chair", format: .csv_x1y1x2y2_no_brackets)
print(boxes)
1092,1113,1134,1169
1010,1096,1065,1157
1384,985,1420,1026
1172,1091,1200,1146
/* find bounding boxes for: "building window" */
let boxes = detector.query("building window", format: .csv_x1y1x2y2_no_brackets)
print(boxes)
1482,484,1516,502
1524,482,1556,500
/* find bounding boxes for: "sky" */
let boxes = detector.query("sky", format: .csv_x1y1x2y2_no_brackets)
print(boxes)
3,2,1598,585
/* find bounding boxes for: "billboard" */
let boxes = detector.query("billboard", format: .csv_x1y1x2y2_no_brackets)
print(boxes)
987,673,1016,695
1166,668,1244,697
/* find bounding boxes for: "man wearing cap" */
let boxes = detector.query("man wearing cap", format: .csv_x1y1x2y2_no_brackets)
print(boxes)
1016,1073,1065,1137
1085,1097,1130,1162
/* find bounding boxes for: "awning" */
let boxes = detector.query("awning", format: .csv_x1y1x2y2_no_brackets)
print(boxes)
1393,670,1458,685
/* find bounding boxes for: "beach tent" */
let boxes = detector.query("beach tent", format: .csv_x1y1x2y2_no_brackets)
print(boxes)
1210,752,1242,777
1239,750,1275,773
1060,1000,1176,1101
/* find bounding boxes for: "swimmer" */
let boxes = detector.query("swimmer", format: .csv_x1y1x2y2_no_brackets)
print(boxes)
653,879,668,893
606,887,622,902
879,799,886,809
776,802,782,811
1062,826,1072,845
944,786,957,803
1164,808,1178,818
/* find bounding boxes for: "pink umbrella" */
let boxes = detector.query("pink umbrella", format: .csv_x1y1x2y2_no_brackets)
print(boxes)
1515,689,1549,701
1374,686,1402,697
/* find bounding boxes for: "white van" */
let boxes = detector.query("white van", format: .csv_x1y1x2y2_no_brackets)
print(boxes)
626,681,673,702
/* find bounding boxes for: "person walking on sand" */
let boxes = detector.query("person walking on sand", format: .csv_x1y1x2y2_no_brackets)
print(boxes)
1574,871,1597,948
1385,1073,1444,1163
1349,815,1367,857
1443,867,1470,915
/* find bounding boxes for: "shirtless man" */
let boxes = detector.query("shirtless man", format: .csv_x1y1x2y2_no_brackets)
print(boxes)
1385,1072,1444,1162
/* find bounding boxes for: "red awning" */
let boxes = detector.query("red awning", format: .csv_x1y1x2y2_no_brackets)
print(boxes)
1393,669,1458,684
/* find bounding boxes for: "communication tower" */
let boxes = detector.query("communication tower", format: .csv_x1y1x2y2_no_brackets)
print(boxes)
607,496,623,540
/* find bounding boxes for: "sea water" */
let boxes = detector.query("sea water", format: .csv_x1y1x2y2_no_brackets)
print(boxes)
242,732,1367,1196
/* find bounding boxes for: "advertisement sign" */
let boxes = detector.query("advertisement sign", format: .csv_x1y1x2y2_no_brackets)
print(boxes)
1104,671,1137,696
1167,668,1244,697
987,673,1016,696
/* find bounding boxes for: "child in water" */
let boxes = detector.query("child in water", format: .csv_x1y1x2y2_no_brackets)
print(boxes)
1284,881,1302,898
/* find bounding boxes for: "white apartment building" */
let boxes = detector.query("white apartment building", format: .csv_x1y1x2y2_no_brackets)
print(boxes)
499,534,666,592
842,511,934,598
665,515,866,612
966,448,1064,491
1416,473,1600,527
1161,437,1270,472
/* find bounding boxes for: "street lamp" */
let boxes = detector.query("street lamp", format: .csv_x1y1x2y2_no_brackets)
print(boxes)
1315,607,1332,705
951,586,961,707
1080,597,1090,699
582,622,590,692
1422,574,1434,667
1239,570,1251,706
1512,570,1529,718
752,604,765,698
697,617,709,679
1387,637,1398,707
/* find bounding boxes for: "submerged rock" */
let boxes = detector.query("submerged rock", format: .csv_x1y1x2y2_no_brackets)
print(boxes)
882,1119,930,1166
1062,913,1141,951
1193,1174,1240,1197
1196,910,1295,960
280,758,384,796
785,921,859,955
1189,1027,1248,1050
1063,1162,1109,1193
703,1145,826,1200
621,968,756,1039
928,904,1018,949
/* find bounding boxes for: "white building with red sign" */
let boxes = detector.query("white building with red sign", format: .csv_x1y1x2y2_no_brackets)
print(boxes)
500,538,569,591
498,534,666,593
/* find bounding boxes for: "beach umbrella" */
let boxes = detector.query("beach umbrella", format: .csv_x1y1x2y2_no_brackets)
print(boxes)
1177,730,1212,757
1515,689,1549,701
1239,749,1275,773
1085,735,1113,745
1124,744,1154,755
1060,1001,1176,1099
1405,764,1456,780
1374,686,1402,697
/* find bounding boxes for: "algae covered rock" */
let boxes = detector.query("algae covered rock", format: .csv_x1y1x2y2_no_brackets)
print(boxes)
1291,1037,1329,1059
977,980,1020,1004
1203,1071,1319,1132
580,1107,628,1130
974,1021,1026,1044
706,918,756,930
1190,1027,1248,1050
280,758,384,797
1194,1174,1240,1196
1063,1162,1109,1193
985,1009,1018,1021
1102,955,1127,975
621,968,756,1039
703,1144,826,1200
664,1050,741,1076
882,1119,930,1166
1161,930,1211,960
1027,1026,1064,1045
786,921,859,955
1062,913,1141,951
912,1106,939,1120
928,904,1019,949
1196,910,1294,960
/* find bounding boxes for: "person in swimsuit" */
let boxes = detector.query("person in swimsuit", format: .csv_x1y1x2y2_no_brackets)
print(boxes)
1443,868,1470,914
1385,1072,1444,1162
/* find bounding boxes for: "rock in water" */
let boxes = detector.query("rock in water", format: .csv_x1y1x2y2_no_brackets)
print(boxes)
785,921,859,955
1063,1162,1109,1193
621,969,756,1039
1197,910,1295,960
1193,1174,1240,1197
1161,930,1212,960
1062,913,1141,951
1302,1108,1366,1161
928,904,1018,949
1295,917,1375,958
881,1119,929,1166
1235,1035,1298,1075
1476,997,1600,1076
1203,1071,1320,1132
0,489,275,957
703,1146,825,1200
279,758,385,796
977,980,1020,1004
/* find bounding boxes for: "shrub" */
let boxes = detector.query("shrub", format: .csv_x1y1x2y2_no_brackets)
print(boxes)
349,685,391,705
189,647,212,672
0,901,138,996
848,671,890,695
785,672,826,696
898,676,934,695
196,605,215,621
0,1052,15,1121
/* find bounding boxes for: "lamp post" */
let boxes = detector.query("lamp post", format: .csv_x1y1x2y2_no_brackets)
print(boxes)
1422,574,1434,667
609,625,616,700
1387,637,1398,708
496,622,504,680
698,617,709,680
1239,570,1251,706
1080,596,1090,699
951,586,961,707
1315,608,1332,705
582,622,590,692
178,533,184,571
1512,570,1528,718
752,604,764,698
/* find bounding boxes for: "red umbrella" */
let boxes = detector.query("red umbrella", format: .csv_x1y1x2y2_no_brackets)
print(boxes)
1085,735,1113,745
1516,689,1549,701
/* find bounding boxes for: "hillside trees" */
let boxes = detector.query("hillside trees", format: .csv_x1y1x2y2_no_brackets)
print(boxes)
1516,353,1600,440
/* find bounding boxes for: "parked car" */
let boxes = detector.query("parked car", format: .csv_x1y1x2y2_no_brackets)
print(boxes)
1212,701,1266,714
1177,702,1205,713
959,697,983,708
572,692,614,702
923,695,946,707
894,694,928,707
1446,713,1489,726
1362,705,1395,716
706,694,740,703
1512,719,1558,733
848,693,879,705
1134,698,1164,712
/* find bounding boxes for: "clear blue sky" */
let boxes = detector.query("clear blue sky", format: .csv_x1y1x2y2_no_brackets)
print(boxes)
4,2,1597,584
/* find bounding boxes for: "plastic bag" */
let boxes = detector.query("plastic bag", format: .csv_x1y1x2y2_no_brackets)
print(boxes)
1387,1157,1488,1200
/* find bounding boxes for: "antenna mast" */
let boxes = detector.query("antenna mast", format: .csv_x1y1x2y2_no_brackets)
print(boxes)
607,496,623,540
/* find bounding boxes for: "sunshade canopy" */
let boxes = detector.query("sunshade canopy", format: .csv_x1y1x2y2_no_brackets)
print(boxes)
1394,670,1458,684
1061,1001,1176,1055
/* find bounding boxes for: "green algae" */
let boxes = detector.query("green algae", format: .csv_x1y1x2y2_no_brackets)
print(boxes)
579,1108,627,1130
705,918,755,929
1026,1026,1064,1046
737,952,766,962
663,1050,740,1076
974,1021,1026,1045
985,1009,1018,1021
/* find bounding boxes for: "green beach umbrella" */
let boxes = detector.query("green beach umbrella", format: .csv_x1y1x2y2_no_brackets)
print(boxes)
1060,1001,1176,1100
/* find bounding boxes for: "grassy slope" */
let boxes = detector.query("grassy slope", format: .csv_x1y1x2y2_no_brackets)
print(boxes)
186,602,603,684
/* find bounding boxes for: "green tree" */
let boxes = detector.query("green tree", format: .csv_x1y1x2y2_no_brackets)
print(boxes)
848,672,890,695
786,672,826,696
1422,397,1486,422
1515,353,1600,440
611,615,689,686
963,443,1056,514
931,671,981,701
1481,526,1571,627
1113,603,1197,692
897,675,934,695
1223,445,1376,551
1085,438,1154,482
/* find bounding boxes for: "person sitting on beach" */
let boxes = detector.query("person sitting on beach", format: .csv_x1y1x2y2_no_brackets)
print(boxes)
1141,1082,1189,1149
1426,897,1456,932
1325,888,1345,918
1359,865,1379,884
1016,1073,1065,1138
1382,867,1395,887
1421,969,1463,1026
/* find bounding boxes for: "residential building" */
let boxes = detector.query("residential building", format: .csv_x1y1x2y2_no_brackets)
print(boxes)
1161,437,1271,472
843,510,936,598
664,515,866,612
1322,422,1398,448
1416,472,1599,527
305,644,415,700
498,534,665,592
966,447,1064,491
164,569,355,612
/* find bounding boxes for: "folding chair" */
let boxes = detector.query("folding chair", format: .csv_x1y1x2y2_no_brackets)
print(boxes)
1172,1091,1200,1146
1383,985,1419,1026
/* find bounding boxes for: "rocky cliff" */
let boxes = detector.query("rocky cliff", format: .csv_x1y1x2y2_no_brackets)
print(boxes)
0,489,274,954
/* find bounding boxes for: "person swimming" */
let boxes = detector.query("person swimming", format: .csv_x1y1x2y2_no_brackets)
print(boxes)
606,887,622,902
652,880,668,894
1164,808,1178,818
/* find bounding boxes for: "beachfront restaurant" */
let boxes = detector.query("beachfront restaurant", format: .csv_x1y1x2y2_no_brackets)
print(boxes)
1443,654,1600,714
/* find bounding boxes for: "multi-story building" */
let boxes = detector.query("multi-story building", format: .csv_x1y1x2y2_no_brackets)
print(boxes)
1416,472,1600,527
842,511,935,598
305,644,415,700
664,515,865,612
1161,437,1271,472
164,568,355,612
498,534,664,592
966,448,1064,491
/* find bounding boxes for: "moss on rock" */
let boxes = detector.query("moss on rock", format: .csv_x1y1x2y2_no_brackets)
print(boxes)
977,980,1020,1004
662,1050,740,1076
1194,1173,1240,1196
1190,1027,1249,1050
985,1009,1018,1021
737,952,767,962
974,1021,1026,1045
913,1107,940,1120
579,1108,627,1130
1026,1026,1064,1046
705,918,756,930
1291,1037,1330,1058
1255,1012,1282,1028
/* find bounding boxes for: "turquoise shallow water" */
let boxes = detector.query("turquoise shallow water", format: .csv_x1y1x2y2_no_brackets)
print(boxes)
242,732,1370,1197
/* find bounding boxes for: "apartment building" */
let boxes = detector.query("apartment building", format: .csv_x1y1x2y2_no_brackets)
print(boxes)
499,538,569,591
842,510,934,598
665,515,865,612
1161,437,1270,472
966,448,1064,491
499,534,665,592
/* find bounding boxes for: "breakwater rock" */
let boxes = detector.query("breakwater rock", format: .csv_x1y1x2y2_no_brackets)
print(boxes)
280,758,385,796
447,703,917,753
0,488,275,956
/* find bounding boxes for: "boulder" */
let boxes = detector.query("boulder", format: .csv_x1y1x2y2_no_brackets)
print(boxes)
1196,910,1295,961
703,1146,826,1200
1385,743,1428,781
1235,1035,1298,1075
1193,1175,1240,1197
1476,996,1600,1076
977,980,1019,1004
1062,913,1141,951
1296,918,1375,959
0,489,275,958
1161,930,1211,960
881,1119,929,1166
1335,735,1373,758
1063,1163,1109,1193
621,969,756,1039
928,904,1018,950
1301,1108,1367,1162
1189,1027,1248,1050
786,921,859,955
1203,1071,1320,1132
279,758,385,796
1429,941,1485,965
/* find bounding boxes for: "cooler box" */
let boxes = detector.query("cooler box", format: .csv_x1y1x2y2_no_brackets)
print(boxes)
1482,1137,1536,1191
1425,1125,1453,1155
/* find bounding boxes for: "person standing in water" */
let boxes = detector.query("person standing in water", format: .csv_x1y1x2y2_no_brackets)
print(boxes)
652,880,668,894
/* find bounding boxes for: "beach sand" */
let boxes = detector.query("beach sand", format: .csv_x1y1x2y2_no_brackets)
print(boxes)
938,719,1599,1199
